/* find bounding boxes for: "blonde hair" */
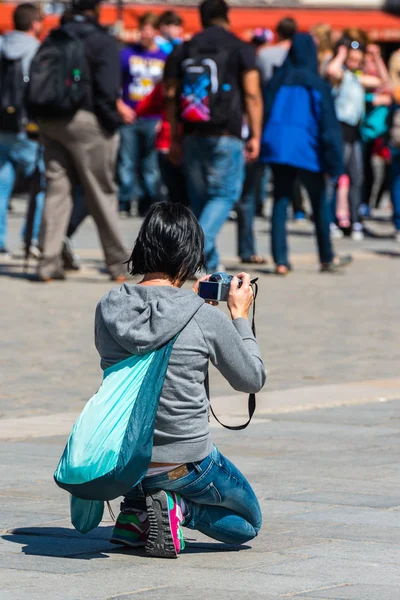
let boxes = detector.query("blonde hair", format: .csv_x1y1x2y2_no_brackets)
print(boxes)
311,23,333,55
389,50,400,90
310,23,333,73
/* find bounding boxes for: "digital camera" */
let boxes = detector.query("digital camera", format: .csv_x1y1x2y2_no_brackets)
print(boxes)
198,272,242,302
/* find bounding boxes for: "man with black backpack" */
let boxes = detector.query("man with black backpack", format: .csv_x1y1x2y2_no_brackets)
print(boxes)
30,0,128,281
164,0,263,274
0,3,42,260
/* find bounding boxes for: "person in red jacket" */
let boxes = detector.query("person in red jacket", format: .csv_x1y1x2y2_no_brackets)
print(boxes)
135,81,189,206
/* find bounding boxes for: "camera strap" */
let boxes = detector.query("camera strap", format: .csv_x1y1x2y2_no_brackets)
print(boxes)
207,279,259,431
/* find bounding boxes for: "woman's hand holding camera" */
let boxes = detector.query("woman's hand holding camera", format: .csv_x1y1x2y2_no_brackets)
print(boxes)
192,275,219,307
227,272,254,321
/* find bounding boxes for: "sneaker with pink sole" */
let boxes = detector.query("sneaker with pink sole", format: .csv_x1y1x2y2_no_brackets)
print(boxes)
145,490,185,558
110,509,149,548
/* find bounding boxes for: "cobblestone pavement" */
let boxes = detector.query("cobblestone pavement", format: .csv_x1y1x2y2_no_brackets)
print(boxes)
1,200,399,417
1,200,400,599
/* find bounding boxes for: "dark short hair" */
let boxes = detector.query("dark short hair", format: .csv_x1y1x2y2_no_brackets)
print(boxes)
276,17,297,41
127,203,205,282
199,0,229,28
138,11,159,29
13,3,41,31
72,0,102,12
158,10,183,28
335,35,366,55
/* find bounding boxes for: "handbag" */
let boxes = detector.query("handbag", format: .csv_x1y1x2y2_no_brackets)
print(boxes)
54,337,177,532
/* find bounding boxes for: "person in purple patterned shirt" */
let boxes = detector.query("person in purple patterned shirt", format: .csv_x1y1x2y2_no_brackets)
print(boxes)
117,12,167,216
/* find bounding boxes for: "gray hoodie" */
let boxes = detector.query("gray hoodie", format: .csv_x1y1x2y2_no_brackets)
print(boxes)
95,285,266,463
0,31,40,77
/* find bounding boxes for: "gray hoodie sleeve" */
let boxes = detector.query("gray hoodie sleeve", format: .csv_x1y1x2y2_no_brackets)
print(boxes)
194,305,267,394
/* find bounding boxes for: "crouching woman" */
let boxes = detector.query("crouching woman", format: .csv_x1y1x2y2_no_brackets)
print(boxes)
95,202,266,557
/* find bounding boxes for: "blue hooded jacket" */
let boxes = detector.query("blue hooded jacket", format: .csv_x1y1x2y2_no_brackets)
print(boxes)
260,33,343,177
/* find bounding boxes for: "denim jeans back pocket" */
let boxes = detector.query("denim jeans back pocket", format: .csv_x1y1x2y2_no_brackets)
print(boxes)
180,481,221,505
174,457,214,492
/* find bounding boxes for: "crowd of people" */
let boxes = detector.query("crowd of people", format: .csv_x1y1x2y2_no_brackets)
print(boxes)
0,0,400,280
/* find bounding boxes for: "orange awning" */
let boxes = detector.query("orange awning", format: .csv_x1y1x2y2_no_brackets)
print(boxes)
115,6,400,42
0,5,399,42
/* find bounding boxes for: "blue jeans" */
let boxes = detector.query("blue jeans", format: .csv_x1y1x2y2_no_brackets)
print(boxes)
390,150,400,231
0,133,43,250
325,175,339,225
126,446,262,545
237,162,268,260
183,135,245,272
117,118,160,212
271,165,334,266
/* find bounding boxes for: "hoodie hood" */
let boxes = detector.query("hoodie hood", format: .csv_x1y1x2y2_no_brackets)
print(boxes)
96,284,205,356
0,31,40,76
287,32,318,72
263,32,323,122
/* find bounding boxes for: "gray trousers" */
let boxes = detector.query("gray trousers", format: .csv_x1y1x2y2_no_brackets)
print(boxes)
344,140,364,225
38,110,128,279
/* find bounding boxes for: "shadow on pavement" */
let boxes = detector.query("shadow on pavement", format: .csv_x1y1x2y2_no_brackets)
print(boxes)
2,527,250,558
0,264,113,284
363,226,395,239
0,264,35,280
2,528,112,560
373,250,400,258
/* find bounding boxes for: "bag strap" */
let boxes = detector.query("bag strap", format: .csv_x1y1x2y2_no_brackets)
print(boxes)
206,279,259,431
208,378,256,431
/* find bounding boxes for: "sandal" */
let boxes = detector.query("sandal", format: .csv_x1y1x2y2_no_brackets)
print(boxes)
320,255,352,273
241,255,268,265
275,264,291,276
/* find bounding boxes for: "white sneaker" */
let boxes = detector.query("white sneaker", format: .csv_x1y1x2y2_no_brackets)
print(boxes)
330,224,344,239
351,224,364,241
21,243,41,259
0,248,12,260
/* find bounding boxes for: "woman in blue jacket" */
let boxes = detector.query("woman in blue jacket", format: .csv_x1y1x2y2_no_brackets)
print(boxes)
260,33,351,274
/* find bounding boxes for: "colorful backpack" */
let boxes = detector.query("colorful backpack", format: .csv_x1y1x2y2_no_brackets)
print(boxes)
54,337,176,533
179,40,238,126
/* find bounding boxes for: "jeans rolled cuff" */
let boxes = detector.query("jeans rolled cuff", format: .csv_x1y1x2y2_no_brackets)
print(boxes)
182,498,194,528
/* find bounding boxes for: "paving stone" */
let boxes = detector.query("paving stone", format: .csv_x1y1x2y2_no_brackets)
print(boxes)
294,584,400,599
0,563,345,599
282,539,400,565
297,523,400,545
281,505,400,529
250,555,400,586
274,490,400,509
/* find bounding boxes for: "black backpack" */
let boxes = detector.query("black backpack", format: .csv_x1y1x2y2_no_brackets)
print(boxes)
27,24,95,119
0,55,28,132
179,40,237,127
